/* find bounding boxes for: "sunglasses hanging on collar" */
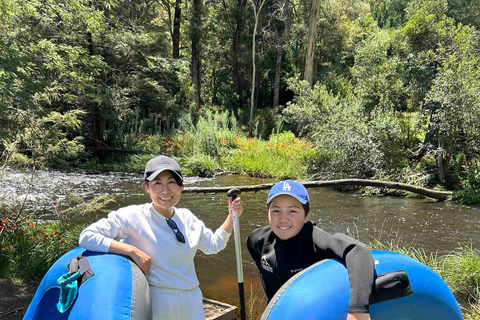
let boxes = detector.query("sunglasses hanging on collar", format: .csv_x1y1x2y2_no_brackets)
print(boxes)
166,218,186,243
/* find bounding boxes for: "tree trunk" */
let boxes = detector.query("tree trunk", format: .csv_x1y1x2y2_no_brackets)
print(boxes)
304,0,321,87
87,32,95,55
172,0,182,58
212,67,217,106
248,0,267,137
182,178,453,200
437,152,446,185
232,0,247,121
191,0,202,108
273,0,292,109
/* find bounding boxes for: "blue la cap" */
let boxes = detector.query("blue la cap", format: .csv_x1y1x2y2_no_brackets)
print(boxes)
266,179,309,205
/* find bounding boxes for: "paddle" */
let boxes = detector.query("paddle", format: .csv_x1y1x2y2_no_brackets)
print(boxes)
227,188,246,320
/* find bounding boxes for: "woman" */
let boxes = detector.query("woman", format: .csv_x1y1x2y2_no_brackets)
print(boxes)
79,155,243,320
246,179,374,320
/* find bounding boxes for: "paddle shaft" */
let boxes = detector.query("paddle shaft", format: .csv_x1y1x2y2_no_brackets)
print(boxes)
229,190,246,320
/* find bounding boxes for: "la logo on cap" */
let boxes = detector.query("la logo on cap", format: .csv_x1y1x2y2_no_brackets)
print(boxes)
282,182,292,191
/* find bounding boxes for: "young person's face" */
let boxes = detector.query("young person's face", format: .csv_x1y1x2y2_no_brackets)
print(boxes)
268,195,310,240
145,170,182,218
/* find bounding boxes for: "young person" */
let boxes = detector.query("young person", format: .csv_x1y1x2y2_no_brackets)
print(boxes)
79,155,243,320
246,179,374,320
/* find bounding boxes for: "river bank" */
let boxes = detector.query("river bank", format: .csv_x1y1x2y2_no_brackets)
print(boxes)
0,278,35,319
0,278,237,320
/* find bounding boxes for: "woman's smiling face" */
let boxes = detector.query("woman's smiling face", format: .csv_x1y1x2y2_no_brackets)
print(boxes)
145,170,182,218
268,195,310,240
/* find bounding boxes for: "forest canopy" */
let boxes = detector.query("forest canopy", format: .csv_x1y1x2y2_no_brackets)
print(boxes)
1,0,479,197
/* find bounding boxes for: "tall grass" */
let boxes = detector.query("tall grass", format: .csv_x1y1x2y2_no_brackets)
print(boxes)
223,131,319,179
175,111,322,179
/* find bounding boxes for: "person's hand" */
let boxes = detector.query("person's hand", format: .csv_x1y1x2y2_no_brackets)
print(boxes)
347,313,371,320
229,197,243,217
129,246,152,276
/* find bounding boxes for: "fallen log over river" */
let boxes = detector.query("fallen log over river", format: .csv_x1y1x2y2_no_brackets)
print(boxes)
183,179,452,200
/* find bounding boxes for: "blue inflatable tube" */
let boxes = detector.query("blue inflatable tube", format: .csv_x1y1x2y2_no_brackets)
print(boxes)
23,247,151,320
261,250,463,320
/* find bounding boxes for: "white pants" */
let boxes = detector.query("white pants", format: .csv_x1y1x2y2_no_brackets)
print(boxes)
150,286,205,320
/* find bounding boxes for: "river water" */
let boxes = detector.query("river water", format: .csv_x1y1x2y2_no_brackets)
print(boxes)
2,169,479,313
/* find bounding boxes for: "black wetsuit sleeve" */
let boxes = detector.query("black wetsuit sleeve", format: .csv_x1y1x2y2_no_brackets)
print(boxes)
313,228,375,313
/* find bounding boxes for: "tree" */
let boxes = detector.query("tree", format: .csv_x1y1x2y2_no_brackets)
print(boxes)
272,0,292,110
173,0,182,58
425,52,480,183
402,0,480,184
304,0,321,87
232,0,248,120
191,0,203,109
248,0,268,136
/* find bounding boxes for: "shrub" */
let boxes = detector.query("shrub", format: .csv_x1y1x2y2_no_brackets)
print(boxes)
452,162,480,204
0,215,83,283
0,195,115,283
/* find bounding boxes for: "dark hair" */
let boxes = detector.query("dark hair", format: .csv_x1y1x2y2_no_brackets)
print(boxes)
267,202,310,217
144,170,184,188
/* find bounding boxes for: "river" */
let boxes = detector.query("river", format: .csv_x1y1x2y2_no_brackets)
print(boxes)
2,169,479,314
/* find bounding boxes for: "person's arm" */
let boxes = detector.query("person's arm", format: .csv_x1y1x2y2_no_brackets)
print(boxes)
220,197,243,233
108,240,151,276
195,198,243,254
313,228,375,316
347,313,371,320
79,208,151,276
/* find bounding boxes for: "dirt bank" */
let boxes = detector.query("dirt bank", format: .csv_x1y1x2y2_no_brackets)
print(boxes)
0,278,236,320
0,279,35,319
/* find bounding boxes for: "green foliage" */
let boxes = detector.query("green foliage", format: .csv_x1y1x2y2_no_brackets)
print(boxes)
80,153,155,173
425,52,480,163
1,0,479,197
4,109,87,168
351,28,406,113
438,246,480,304
0,215,83,283
223,132,319,179
283,78,386,178
58,194,117,221
447,0,480,27
177,110,239,158
7,153,34,166
0,194,116,283
109,57,192,141
372,0,411,28
183,154,219,177
452,163,480,204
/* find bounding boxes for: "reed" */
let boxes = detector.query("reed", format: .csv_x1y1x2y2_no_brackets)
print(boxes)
222,131,320,180
246,282,266,320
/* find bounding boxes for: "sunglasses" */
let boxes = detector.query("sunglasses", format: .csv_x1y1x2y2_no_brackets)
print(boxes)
166,218,186,244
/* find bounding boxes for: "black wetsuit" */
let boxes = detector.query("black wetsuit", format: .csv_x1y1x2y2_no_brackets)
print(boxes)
246,221,375,313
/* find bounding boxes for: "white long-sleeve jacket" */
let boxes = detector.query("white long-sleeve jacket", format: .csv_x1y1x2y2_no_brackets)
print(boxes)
79,203,231,290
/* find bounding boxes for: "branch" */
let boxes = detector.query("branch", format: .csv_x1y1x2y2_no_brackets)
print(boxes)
183,179,452,200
